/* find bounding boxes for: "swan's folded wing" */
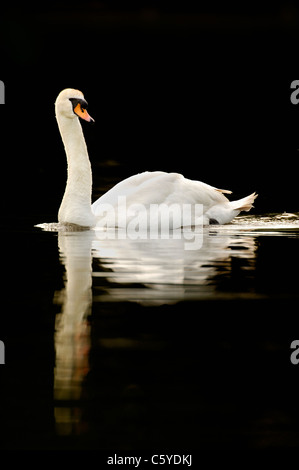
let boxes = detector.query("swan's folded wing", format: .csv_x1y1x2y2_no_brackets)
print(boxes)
92,171,232,218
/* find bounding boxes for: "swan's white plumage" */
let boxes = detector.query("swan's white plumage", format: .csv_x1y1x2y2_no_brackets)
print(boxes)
55,88,257,228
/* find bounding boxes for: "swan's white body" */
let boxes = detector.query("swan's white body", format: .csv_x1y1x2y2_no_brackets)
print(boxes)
55,89,257,228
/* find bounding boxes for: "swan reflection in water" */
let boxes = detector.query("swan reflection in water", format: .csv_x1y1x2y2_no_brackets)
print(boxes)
53,226,256,434
54,230,93,434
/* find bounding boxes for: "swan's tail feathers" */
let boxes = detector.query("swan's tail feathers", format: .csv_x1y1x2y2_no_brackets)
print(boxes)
230,192,258,212
216,188,232,194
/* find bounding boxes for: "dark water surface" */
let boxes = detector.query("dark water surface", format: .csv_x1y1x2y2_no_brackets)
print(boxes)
1,209,299,451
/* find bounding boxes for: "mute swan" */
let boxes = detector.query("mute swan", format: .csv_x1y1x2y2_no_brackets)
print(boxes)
55,88,257,228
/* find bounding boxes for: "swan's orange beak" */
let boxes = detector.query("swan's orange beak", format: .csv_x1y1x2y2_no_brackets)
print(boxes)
74,103,95,122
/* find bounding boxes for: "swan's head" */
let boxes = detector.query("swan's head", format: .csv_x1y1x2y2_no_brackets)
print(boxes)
55,88,94,122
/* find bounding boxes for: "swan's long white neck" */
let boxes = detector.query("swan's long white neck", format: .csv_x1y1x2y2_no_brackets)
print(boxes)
56,113,95,227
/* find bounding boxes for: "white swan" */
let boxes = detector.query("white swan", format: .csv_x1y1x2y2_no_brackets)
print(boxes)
55,88,257,228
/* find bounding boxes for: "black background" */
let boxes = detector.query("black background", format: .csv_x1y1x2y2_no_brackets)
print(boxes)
1,1,299,224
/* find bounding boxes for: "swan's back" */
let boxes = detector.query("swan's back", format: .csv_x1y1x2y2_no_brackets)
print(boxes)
92,171,229,214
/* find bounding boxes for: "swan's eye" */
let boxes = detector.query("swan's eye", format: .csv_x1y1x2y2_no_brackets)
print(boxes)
69,98,87,112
